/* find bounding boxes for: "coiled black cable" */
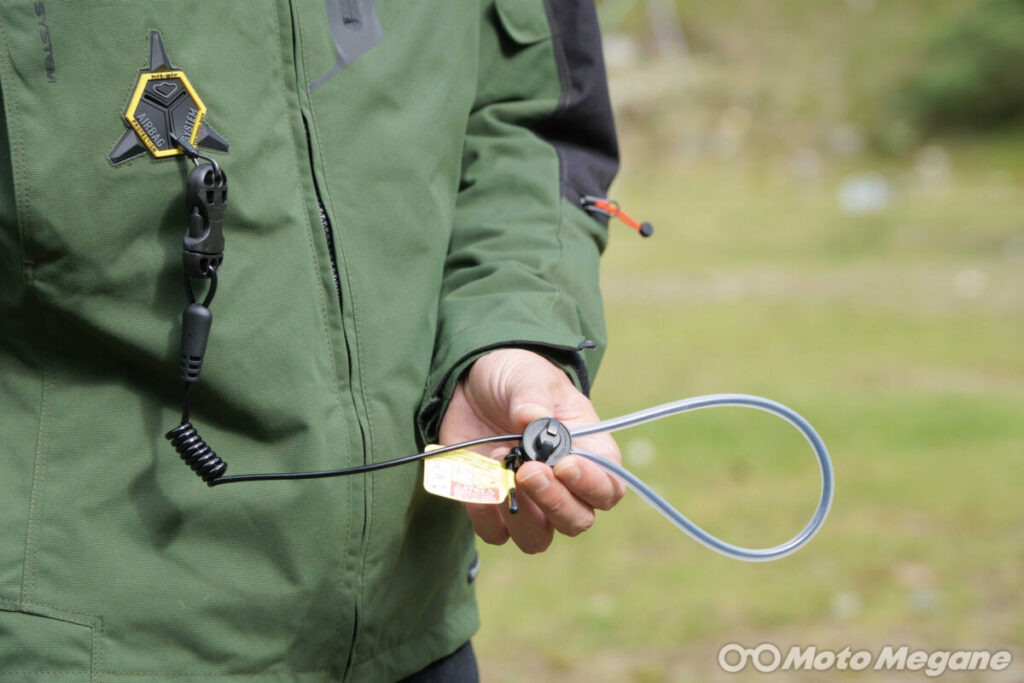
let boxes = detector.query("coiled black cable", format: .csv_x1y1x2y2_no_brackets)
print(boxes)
166,420,228,485
166,149,228,487
166,383,228,485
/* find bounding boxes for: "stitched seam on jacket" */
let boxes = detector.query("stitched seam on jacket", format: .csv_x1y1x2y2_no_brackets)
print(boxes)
300,13,379,678
311,114,376,683
537,4,574,333
275,0,346,424
307,62,377,531
0,673,88,676
551,198,576,336
92,612,103,683
99,671,328,678
0,37,30,304
541,0,577,208
286,4,360,679
351,602,469,669
541,0,572,110
0,16,53,614
0,599,101,679
0,599,98,627
0,23,35,601
299,11,374,467
0,16,32,262
21,330,48,603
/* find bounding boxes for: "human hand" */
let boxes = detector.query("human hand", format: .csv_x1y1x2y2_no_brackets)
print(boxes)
438,348,625,553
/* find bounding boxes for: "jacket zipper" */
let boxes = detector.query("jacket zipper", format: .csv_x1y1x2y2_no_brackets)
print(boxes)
300,116,366,681
287,3,365,676
318,194,344,303
303,120,344,307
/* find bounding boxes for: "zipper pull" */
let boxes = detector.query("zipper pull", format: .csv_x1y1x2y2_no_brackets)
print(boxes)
581,195,654,237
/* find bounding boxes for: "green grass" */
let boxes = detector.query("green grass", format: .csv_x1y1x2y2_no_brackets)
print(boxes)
476,304,1024,677
472,107,1024,683
475,292,1024,675
607,135,1024,270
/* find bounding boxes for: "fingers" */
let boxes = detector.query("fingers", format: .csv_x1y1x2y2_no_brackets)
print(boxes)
463,503,510,546
566,432,628,509
462,486,556,554
552,454,624,511
500,490,554,554
464,447,551,551
507,375,626,512
515,461,595,538
463,454,622,551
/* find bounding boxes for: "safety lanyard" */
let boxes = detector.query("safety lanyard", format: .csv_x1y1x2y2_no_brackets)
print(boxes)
159,152,833,562
163,136,230,482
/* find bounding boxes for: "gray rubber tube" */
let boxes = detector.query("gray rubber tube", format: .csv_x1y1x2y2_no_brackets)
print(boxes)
570,394,834,562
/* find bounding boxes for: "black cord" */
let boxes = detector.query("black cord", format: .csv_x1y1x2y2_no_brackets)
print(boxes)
184,268,218,307
181,382,192,423
163,144,522,489
208,432,519,486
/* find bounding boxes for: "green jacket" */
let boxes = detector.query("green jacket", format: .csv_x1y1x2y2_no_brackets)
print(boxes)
0,0,616,680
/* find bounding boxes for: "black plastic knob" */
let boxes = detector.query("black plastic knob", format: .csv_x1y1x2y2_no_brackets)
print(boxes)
520,417,572,467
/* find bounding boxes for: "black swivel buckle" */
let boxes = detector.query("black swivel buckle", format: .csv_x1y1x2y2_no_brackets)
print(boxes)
183,162,227,278
171,133,227,279
502,417,573,514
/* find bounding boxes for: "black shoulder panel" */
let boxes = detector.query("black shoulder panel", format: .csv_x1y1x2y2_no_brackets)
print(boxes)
537,0,620,206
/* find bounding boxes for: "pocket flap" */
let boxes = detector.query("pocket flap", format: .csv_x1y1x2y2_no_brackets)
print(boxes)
495,0,552,44
0,603,95,676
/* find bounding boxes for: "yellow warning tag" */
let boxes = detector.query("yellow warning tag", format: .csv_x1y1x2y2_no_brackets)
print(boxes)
423,445,515,505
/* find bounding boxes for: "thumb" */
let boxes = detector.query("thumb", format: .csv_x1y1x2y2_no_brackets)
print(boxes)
509,389,555,431
470,348,564,431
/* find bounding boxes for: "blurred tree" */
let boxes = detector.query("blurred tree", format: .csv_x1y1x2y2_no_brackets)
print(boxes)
598,0,689,58
904,0,1024,130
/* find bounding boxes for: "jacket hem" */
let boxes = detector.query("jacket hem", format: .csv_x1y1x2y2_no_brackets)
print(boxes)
350,597,480,683
75,600,478,682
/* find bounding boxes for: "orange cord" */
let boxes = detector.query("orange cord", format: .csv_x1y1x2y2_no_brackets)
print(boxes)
582,196,653,237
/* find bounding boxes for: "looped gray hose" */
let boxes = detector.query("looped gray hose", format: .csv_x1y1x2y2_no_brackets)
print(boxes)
570,394,834,562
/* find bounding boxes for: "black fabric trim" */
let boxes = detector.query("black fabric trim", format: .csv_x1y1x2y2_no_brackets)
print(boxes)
399,641,478,683
537,0,619,206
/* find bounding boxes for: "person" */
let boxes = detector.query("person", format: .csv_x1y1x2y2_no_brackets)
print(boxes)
0,0,622,680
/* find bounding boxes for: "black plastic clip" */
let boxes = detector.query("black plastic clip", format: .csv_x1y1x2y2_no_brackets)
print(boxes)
501,418,574,515
182,163,227,278
171,133,227,279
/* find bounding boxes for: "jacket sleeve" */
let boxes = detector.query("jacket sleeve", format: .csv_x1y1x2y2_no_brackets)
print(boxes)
417,0,619,441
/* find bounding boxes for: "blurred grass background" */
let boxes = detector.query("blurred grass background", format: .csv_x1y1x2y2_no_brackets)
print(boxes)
474,1,1024,680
